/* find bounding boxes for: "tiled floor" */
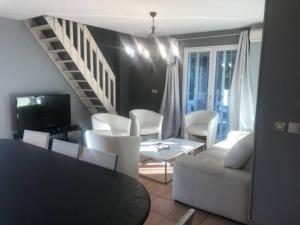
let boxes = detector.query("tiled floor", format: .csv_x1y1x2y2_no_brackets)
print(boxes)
139,176,243,225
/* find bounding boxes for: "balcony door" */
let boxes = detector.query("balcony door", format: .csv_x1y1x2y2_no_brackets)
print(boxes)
183,45,237,139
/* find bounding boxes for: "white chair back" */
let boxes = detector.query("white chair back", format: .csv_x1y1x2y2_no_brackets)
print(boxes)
80,147,118,171
184,110,219,148
91,113,131,136
129,109,163,139
23,130,50,149
85,130,141,179
51,139,80,159
176,209,196,225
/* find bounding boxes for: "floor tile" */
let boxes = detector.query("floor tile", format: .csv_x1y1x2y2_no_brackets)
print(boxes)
200,214,241,225
144,211,165,225
159,188,173,200
150,194,157,201
139,176,151,186
151,197,176,217
159,218,177,225
191,210,208,225
167,202,189,221
143,180,170,196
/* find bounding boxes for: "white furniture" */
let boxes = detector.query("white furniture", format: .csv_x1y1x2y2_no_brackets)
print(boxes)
51,139,80,159
140,138,204,183
173,131,253,224
85,130,141,179
80,147,118,171
23,130,50,149
129,109,163,140
184,110,219,148
91,113,131,136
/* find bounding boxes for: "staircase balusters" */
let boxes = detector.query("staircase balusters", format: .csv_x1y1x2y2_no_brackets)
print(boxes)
27,16,116,113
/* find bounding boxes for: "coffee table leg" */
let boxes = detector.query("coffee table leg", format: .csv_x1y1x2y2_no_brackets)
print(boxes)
164,161,167,184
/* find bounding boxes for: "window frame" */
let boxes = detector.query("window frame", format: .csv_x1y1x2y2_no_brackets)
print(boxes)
182,44,238,118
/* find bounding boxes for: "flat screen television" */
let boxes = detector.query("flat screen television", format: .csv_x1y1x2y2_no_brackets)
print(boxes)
16,94,71,133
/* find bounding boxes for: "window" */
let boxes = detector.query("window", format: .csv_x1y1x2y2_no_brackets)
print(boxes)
183,45,237,140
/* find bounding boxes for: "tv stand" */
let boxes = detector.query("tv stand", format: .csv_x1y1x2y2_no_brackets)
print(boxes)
13,124,85,145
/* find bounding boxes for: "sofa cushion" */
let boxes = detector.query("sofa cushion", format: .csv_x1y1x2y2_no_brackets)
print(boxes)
224,133,254,169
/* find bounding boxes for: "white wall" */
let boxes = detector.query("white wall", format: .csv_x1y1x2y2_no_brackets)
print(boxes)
0,17,91,138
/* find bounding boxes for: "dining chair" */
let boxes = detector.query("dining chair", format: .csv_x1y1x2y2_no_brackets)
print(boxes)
85,130,141,179
23,130,50,149
51,139,80,159
80,147,118,171
129,109,163,140
176,209,196,225
184,110,219,148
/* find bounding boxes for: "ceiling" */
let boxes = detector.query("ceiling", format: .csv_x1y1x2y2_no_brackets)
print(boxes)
0,0,265,37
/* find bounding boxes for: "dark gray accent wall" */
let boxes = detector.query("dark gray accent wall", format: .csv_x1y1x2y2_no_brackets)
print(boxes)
0,17,91,138
88,26,261,117
88,26,133,116
251,0,300,224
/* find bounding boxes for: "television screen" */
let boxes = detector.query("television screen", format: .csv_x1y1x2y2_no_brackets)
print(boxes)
16,95,71,133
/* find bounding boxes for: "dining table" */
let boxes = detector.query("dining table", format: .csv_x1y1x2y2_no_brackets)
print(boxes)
0,139,150,225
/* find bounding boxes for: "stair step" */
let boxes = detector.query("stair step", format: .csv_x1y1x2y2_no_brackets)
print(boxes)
40,37,59,42
84,97,99,100
31,24,51,31
63,69,80,72
77,88,93,91
56,59,73,63
88,105,105,110
70,79,87,82
49,49,66,53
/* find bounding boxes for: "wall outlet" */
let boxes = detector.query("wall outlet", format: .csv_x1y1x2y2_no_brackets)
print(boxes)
288,122,300,134
274,121,286,132
151,89,158,94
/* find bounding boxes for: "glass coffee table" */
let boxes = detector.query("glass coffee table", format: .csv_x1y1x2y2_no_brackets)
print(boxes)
139,138,205,184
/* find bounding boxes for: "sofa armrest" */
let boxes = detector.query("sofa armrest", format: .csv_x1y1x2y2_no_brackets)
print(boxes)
227,131,250,142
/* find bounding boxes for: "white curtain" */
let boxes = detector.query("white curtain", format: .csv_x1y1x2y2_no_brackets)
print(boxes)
160,39,181,138
229,30,255,131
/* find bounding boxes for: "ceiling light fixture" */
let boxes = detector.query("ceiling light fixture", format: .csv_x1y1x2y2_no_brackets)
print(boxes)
148,11,158,38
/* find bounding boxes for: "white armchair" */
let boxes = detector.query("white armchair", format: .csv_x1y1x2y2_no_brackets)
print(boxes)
91,113,131,136
129,109,163,140
85,130,141,179
184,110,219,148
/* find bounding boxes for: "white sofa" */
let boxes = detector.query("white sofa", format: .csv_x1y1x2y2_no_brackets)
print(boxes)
91,113,131,136
173,131,253,224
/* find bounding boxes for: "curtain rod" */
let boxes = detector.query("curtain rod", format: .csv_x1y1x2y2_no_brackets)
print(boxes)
177,33,240,41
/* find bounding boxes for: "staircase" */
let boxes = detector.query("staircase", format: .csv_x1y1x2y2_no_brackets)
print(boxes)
25,16,116,114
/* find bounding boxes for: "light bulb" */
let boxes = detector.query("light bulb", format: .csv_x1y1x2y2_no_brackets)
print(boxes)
144,49,150,59
125,46,135,58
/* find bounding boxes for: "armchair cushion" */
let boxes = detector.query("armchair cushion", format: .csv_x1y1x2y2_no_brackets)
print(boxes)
186,124,208,136
224,132,254,169
141,126,160,135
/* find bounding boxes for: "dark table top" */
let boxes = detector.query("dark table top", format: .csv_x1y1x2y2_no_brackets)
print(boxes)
0,139,150,225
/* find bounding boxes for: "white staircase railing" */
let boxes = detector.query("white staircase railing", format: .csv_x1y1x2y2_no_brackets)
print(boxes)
25,15,116,114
